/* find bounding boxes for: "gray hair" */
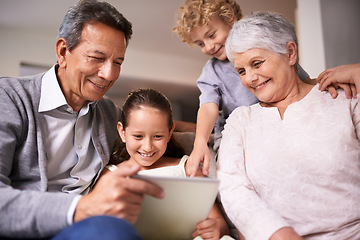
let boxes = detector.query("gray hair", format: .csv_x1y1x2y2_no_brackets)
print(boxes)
59,0,133,51
225,11,298,64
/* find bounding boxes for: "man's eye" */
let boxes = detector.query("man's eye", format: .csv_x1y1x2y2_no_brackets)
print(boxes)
114,61,122,66
91,56,104,62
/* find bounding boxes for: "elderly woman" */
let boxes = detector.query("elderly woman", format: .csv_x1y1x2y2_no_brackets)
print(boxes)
217,12,360,240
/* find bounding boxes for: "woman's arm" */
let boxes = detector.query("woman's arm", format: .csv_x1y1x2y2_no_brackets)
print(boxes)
217,110,291,240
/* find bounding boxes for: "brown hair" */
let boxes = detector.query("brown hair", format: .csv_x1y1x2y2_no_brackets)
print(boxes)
110,89,184,164
173,0,242,46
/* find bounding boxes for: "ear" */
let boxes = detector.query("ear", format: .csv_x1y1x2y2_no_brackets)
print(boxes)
286,41,297,66
117,122,126,143
56,38,69,69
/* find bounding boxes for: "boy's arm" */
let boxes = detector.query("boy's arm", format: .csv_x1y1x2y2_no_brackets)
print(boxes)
186,102,219,176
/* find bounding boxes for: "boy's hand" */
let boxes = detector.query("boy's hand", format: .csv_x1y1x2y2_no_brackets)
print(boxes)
186,144,211,177
192,218,220,240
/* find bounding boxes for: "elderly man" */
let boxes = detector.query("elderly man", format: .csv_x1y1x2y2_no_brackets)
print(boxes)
0,0,163,239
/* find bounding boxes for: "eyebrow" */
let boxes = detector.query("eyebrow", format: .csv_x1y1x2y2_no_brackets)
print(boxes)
92,50,124,61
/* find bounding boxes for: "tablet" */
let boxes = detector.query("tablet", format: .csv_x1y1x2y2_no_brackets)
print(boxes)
133,175,219,240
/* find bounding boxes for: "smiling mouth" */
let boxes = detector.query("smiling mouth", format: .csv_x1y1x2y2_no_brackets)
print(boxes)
93,82,107,89
90,80,109,89
212,46,222,56
255,79,271,90
138,152,155,157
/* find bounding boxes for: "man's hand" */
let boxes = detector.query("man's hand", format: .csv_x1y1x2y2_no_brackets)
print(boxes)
317,63,360,98
74,163,164,224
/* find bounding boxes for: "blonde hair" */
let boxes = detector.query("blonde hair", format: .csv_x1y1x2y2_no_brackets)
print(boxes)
173,0,242,46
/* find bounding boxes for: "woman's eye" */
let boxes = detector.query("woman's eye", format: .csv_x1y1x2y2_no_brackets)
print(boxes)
238,68,245,76
253,61,264,68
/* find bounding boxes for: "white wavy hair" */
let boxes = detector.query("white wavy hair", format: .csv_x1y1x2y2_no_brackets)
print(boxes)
225,11,298,64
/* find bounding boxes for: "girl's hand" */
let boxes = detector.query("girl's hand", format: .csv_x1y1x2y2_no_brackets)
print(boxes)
269,227,304,240
192,218,221,240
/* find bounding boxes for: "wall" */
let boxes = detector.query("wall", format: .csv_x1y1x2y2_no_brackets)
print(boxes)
321,0,360,68
0,26,202,122
296,0,360,78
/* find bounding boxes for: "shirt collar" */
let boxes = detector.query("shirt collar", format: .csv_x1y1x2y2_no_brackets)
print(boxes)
39,64,68,112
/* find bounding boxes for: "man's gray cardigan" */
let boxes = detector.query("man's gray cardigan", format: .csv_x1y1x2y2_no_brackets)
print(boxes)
0,73,120,238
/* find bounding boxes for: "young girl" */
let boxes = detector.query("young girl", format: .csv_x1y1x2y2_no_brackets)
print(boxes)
173,0,353,177
111,88,232,240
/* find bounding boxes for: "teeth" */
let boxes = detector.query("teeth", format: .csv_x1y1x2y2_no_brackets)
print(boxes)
139,152,154,157
255,79,269,89
94,83,106,89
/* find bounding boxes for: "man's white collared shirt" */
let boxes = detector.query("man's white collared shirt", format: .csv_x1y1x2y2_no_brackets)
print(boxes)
39,65,102,196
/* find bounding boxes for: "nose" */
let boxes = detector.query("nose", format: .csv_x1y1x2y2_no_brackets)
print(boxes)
243,69,258,85
142,137,154,152
98,60,120,81
204,40,215,54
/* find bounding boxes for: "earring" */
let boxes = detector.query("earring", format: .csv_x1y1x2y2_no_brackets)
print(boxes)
289,60,293,64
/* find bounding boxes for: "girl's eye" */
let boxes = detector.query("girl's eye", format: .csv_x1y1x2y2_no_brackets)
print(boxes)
154,135,163,139
198,42,204,47
133,135,143,139
209,33,215,38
